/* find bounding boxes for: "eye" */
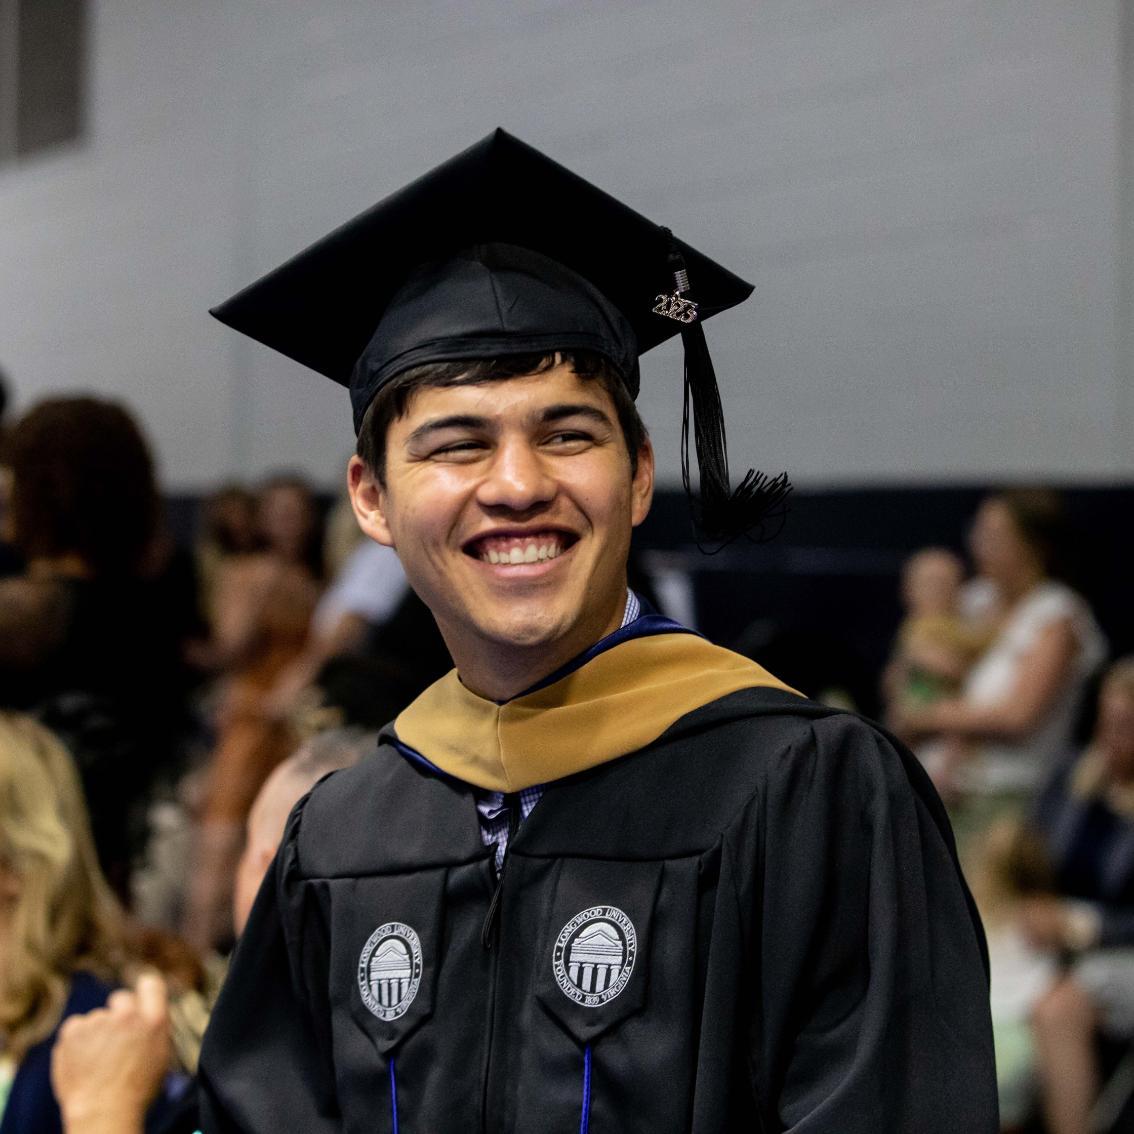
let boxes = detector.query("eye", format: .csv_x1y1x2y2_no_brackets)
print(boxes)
545,430,594,449
430,439,488,460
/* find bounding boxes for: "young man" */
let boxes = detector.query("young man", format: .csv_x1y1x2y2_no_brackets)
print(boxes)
198,131,997,1132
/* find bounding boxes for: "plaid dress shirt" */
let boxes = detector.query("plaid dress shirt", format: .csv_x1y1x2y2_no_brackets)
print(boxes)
474,590,641,874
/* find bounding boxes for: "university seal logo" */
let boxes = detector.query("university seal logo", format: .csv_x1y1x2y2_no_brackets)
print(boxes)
357,922,423,1022
552,905,637,1007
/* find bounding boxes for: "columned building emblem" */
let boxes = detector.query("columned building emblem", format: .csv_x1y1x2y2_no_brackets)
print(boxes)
552,906,637,1007
358,922,423,1021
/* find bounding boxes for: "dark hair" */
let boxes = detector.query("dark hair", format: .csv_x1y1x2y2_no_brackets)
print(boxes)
200,484,257,556
8,396,160,577
990,487,1068,577
355,351,648,483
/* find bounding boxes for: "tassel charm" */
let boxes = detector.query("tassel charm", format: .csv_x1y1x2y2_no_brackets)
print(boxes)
653,247,699,323
652,292,698,323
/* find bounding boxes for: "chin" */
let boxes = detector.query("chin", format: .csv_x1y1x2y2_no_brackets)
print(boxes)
481,615,570,650
482,595,605,649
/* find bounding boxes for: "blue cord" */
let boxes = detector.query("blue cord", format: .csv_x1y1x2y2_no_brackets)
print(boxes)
389,1056,399,1134
579,1045,593,1134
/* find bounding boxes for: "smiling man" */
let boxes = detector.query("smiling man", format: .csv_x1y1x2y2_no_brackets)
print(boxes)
198,131,997,1133
349,356,652,701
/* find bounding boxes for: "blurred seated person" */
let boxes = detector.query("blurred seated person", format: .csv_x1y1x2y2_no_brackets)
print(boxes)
191,484,258,632
898,489,1106,817
320,479,367,579
0,711,124,1134
51,972,172,1134
883,547,990,713
183,474,324,952
230,727,374,934
974,658,1134,1134
53,727,374,1134
261,537,407,721
283,589,452,740
0,396,193,895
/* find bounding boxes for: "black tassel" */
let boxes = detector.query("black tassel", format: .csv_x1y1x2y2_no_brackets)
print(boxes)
662,232,791,549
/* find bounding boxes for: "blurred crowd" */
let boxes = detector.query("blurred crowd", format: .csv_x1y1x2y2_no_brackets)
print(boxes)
882,491,1131,1134
0,380,1129,1134
0,384,450,1132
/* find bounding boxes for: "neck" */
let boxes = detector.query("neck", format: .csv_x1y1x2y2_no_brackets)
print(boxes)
998,567,1044,605
447,596,628,703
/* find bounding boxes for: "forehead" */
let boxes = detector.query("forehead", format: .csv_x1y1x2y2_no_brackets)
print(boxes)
260,482,307,507
907,550,960,576
1102,683,1134,711
394,363,616,428
976,499,1014,527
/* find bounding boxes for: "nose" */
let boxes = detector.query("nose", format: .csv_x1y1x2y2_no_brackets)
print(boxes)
476,435,556,513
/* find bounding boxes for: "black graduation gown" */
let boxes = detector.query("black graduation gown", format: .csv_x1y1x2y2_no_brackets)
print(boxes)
197,688,997,1133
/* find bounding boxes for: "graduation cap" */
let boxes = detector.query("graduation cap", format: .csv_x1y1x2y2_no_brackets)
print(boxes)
211,128,789,545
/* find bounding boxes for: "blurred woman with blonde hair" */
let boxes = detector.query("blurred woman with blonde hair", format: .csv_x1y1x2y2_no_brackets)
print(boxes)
0,712,123,1133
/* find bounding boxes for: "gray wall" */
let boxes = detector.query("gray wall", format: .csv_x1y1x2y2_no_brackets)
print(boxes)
1,0,1130,491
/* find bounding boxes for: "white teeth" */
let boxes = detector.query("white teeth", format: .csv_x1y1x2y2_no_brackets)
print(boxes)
478,538,565,564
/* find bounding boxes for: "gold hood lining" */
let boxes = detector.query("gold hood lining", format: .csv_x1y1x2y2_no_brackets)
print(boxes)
394,632,798,792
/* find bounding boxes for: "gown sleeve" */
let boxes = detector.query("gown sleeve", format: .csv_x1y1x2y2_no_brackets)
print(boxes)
197,796,340,1133
734,712,998,1133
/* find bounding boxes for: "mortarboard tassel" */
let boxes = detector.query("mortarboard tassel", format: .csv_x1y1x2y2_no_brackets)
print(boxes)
661,233,792,548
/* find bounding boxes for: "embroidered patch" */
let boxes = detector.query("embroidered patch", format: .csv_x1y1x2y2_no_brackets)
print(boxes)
358,922,423,1021
552,906,637,1007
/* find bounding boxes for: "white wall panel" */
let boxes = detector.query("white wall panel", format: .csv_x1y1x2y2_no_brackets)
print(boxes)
0,0,1127,490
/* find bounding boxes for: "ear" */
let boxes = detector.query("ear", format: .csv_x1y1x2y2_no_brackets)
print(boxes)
630,437,655,528
347,455,395,547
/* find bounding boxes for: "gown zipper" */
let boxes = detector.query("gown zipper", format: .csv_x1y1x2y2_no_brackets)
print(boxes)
480,791,519,948
480,793,591,1134
480,792,520,1131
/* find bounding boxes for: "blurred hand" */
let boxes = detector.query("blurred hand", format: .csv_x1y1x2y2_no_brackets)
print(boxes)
1018,896,1071,951
260,659,312,722
895,698,955,743
51,971,172,1134
889,702,930,745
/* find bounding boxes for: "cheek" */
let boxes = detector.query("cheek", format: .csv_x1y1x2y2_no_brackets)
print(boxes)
574,482,631,536
384,472,468,548
974,532,1004,565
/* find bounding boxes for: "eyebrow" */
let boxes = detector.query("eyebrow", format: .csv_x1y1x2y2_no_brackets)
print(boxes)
539,403,615,428
405,403,614,446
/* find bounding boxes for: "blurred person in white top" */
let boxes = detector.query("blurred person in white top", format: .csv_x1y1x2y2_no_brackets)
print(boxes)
899,489,1106,805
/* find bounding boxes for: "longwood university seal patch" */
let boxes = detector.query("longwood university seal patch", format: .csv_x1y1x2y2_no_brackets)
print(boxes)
357,922,423,1021
552,906,637,1007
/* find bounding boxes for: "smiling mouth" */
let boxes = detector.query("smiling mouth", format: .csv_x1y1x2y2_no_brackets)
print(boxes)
464,531,577,565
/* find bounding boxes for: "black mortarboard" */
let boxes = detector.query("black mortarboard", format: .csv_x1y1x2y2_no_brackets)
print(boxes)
211,129,789,544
